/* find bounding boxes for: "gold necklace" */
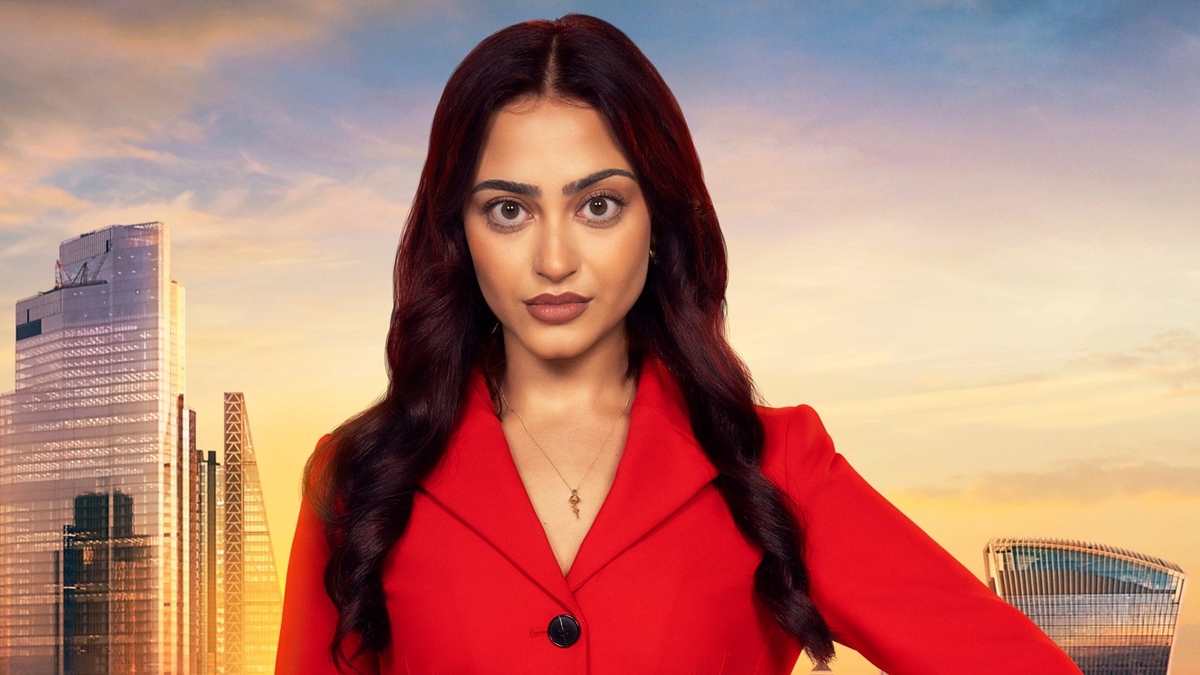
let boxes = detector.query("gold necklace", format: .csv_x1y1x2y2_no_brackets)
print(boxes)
500,379,634,519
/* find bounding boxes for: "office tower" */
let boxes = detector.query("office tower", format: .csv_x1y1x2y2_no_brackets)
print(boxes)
0,222,201,673
223,392,282,674
984,537,1187,675
199,450,225,675
186,407,202,674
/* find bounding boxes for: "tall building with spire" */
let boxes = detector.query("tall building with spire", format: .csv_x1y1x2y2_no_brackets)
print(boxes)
0,222,201,673
984,537,1187,675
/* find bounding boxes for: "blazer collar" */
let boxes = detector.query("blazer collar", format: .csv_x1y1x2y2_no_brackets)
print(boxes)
418,356,719,611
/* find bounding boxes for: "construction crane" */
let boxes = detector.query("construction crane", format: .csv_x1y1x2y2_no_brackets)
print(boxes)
54,250,109,289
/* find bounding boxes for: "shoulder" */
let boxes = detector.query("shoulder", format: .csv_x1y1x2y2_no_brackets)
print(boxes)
302,433,342,519
305,433,336,489
755,403,839,501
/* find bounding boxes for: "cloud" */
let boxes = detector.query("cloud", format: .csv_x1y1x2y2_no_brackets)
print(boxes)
918,0,1200,73
811,345,1198,430
903,458,1200,504
728,227,1200,423
1057,0,1200,64
0,3,321,130
0,2,335,235
0,1,334,65
0,182,90,229
1067,329,1200,394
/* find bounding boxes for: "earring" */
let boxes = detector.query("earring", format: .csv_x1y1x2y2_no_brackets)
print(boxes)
490,321,500,335
649,244,658,264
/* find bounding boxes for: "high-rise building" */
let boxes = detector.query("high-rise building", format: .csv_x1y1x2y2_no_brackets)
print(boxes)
984,537,1187,675
222,392,282,675
199,450,225,675
0,222,200,673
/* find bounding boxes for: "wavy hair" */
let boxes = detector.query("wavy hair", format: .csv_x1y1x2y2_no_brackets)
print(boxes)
306,13,835,672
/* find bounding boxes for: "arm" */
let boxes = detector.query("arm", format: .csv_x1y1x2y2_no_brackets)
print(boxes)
782,405,1082,674
276,438,380,675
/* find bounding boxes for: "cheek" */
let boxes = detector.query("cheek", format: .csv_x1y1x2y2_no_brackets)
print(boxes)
625,259,650,304
467,238,531,323
601,236,650,306
465,228,504,306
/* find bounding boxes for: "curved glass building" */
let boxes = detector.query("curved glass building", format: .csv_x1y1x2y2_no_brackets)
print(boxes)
984,537,1186,675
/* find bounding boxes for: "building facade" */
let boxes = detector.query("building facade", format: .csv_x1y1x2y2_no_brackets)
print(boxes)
199,450,226,675
61,491,155,674
0,222,200,673
984,537,1187,675
221,392,282,675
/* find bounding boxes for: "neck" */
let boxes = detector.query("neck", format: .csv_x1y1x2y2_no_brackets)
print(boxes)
500,327,631,419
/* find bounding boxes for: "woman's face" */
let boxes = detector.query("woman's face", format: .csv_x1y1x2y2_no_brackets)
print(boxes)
463,96,651,365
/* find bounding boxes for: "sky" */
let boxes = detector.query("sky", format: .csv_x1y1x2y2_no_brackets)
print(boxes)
1,1,1198,673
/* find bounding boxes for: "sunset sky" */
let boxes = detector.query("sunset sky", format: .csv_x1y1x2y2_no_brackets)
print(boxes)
1,2,1198,673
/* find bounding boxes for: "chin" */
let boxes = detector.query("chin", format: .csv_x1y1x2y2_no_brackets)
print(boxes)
527,340,596,362
512,329,610,363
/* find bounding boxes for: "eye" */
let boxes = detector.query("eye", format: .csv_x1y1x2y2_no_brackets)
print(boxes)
484,199,531,230
577,192,626,225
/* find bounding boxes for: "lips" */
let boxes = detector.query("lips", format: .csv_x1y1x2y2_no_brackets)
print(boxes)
525,292,590,305
524,292,590,324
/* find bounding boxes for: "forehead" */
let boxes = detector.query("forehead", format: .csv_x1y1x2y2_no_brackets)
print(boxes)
473,97,632,181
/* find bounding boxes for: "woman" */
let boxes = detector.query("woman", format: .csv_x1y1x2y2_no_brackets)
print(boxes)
276,14,1084,675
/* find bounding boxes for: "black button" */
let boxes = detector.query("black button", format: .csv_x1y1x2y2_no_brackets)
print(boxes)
547,614,580,647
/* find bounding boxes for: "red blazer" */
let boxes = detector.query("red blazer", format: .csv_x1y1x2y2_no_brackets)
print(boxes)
277,357,1082,674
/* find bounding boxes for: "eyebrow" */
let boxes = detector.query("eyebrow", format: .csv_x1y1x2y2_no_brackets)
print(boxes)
470,179,539,197
561,169,636,196
469,168,637,198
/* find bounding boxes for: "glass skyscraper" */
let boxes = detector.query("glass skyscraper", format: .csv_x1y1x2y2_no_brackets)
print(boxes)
0,222,200,673
984,537,1187,675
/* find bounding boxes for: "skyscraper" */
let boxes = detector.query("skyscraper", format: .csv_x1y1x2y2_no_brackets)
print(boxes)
222,392,282,675
0,222,200,673
198,450,225,675
984,537,1187,675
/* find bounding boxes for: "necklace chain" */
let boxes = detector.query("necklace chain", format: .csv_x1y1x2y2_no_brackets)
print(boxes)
500,379,634,519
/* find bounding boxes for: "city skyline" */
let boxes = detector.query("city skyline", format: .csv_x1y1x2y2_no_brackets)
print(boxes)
1,3,1197,674
0,222,282,673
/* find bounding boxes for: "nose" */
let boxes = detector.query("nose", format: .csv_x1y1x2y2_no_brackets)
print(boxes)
533,215,578,283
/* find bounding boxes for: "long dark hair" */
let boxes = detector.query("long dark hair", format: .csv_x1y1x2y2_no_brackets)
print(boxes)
306,13,834,671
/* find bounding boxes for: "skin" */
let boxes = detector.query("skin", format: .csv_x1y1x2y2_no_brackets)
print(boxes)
463,95,651,575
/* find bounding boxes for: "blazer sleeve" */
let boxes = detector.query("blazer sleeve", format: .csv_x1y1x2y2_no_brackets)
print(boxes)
782,405,1083,674
276,437,380,675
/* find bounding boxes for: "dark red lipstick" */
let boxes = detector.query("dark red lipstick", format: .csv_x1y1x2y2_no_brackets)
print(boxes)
524,292,591,324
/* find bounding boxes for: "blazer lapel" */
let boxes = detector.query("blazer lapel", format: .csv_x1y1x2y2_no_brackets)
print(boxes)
418,357,719,607
566,357,718,590
418,373,580,611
